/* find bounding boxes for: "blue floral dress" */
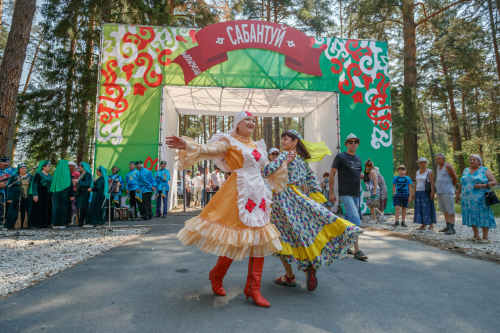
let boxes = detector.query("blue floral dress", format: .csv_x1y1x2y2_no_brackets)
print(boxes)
262,152,363,270
460,167,496,228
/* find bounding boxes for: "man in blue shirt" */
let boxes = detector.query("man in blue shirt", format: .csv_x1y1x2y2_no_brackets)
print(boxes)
108,166,124,209
135,161,156,220
125,162,140,219
392,165,413,227
154,161,170,218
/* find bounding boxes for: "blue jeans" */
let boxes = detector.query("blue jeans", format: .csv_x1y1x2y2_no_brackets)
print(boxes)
340,195,361,226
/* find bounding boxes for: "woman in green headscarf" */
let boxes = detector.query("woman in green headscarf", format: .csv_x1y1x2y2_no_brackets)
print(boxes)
29,160,53,229
3,164,33,230
75,162,93,226
50,160,75,229
84,166,108,228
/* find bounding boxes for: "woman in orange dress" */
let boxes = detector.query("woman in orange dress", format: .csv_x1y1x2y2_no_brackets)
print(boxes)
165,110,288,308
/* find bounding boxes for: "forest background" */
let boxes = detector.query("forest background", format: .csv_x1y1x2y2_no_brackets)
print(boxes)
0,0,499,181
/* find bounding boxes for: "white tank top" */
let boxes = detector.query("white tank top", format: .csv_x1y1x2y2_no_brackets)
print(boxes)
415,170,430,191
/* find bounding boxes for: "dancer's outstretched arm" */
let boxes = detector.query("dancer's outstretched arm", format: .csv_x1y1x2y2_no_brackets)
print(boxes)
166,135,230,170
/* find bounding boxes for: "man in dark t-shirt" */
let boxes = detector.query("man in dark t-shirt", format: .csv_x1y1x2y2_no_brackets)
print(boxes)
329,133,367,261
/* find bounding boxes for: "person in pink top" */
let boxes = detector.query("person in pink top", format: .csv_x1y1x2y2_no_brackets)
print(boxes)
69,161,81,224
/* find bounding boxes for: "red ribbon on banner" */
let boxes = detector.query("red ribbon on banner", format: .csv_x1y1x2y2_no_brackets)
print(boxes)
173,21,324,85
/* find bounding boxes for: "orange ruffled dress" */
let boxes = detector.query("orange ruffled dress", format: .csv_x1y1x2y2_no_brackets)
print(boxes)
175,134,285,260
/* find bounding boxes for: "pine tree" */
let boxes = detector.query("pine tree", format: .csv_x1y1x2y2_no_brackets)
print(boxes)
0,0,36,157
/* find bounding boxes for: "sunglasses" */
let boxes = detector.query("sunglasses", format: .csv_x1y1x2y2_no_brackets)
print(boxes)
270,153,279,156
347,141,359,145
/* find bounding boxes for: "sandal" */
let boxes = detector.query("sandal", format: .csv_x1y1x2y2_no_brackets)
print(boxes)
467,237,479,242
416,226,426,230
478,239,491,244
306,265,317,291
347,248,354,255
354,250,368,261
274,274,297,287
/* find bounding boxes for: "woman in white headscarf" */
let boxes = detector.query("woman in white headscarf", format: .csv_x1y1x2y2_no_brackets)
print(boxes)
166,110,285,308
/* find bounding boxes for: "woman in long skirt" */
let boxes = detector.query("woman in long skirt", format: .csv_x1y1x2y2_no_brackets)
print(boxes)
3,164,33,230
50,160,75,229
84,166,107,228
262,130,363,291
75,162,93,226
167,110,283,307
413,157,437,230
29,161,52,228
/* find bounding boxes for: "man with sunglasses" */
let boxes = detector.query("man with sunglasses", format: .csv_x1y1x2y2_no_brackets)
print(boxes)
329,133,368,261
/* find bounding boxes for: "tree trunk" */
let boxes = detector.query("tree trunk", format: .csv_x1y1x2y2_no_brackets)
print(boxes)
264,118,273,151
489,0,500,82
441,54,465,173
420,105,436,174
475,87,480,136
462,87,468,141
430,101,435,143
402,3,419,181
0,0,36,157
76,19,95,163
274,117,280,149
5,35,43,160
60,9,80,159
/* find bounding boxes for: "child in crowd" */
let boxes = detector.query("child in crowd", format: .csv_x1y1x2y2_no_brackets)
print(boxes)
392,165,413,227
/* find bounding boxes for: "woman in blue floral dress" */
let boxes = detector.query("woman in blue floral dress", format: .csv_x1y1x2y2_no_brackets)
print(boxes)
456,155,497,243
262,130,363,291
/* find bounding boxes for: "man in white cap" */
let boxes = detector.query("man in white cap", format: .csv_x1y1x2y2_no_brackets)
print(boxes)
329,133,368,261
435,153,458,234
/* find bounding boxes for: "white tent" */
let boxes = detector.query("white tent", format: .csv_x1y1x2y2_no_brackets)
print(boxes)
160,86,339,210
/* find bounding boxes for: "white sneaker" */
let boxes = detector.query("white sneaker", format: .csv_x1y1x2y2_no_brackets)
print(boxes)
59,226,66,229
378,214,386,221
82,225,93,228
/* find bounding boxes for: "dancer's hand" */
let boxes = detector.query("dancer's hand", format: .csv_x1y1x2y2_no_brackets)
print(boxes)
285,151,296,165
165,135,186,150
33,196,38,202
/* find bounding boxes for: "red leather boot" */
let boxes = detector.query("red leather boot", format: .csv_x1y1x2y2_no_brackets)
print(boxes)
244,257,270,307
209,256,233,296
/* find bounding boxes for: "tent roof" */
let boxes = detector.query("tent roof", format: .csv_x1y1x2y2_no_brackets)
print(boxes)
164,86,335,117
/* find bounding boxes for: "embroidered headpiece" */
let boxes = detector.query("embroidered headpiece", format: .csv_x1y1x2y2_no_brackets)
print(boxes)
228,110,255,135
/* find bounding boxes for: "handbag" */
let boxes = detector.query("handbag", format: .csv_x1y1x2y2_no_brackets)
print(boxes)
424,170,432,194
485,184,500,206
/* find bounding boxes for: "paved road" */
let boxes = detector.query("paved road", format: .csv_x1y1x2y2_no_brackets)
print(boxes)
1,212,499,333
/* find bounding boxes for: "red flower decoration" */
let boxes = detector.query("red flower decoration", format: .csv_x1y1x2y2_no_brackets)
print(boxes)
245,199,257,213
251,149,261,162
245,111,254,117
259,199,266,212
